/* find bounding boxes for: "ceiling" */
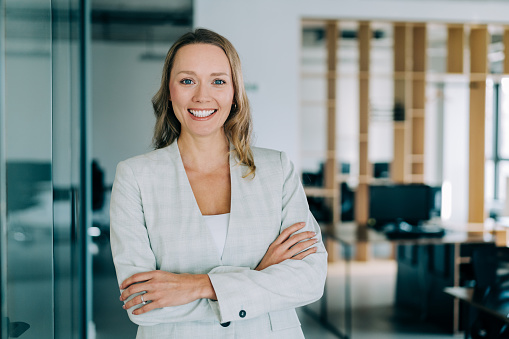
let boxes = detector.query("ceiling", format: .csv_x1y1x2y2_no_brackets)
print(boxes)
91,0,193,42
5,0,193,42
91,0,191,12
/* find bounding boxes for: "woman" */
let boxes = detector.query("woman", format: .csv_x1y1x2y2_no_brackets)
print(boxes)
110,28,327,338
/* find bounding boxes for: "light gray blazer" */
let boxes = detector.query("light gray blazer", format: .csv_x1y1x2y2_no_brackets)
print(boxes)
110,141,328,339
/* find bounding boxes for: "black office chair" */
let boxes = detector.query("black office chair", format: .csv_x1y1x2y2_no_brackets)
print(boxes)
469,246,509,339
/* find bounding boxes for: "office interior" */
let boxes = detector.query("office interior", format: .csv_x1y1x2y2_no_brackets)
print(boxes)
2,0,509,338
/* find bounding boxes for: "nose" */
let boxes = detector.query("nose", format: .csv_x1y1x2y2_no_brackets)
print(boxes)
192,83,211,103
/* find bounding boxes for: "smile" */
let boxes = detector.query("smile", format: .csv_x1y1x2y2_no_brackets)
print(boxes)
188,109,217,118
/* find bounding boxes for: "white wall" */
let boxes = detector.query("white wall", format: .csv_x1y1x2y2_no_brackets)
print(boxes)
92,41,165,184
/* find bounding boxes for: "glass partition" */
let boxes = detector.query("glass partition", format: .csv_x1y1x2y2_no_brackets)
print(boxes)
0,0,91,338
4,1,54,338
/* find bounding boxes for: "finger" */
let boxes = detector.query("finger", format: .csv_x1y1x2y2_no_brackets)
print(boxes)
132,298,159,315
284,231,316,248
289,238,318,256
291,246,318,260
120,281,148,301
275,222,306,244
123,293,150,310
120,271,153,290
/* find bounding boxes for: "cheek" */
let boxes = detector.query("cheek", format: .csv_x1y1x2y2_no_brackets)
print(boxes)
168,83,177,101
169,86,187,108
221,87,234,105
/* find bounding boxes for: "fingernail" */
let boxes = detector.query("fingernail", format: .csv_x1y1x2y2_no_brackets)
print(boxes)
122,305,126,309
119,296,123,301
312,232,316,236
300,222,306,226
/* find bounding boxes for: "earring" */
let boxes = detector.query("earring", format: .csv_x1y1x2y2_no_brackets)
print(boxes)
232,103,237,111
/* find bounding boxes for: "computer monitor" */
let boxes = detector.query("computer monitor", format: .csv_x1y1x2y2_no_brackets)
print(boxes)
369,184,440,229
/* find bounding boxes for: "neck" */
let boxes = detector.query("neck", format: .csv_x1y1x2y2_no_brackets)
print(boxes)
177,133,229,173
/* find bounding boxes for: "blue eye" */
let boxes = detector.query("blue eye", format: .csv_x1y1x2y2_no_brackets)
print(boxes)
181,79,193,85
214,79,225,85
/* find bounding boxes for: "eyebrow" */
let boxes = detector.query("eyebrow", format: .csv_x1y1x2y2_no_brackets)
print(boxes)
177,71,230,77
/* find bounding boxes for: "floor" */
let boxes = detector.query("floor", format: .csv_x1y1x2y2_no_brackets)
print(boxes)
93,236,463,339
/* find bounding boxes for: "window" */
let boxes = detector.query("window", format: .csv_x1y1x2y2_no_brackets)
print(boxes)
488,78,509,204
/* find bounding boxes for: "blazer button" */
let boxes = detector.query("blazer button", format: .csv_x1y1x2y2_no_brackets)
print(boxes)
220,322,231,327
239,310,246,318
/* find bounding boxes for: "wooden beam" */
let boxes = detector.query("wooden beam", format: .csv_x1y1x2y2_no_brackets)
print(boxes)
470,26,488,74
325,20,338,199
447,25,464,74
411,24,426,181
468,80,486,222
412,23,426,73
392,123,407,182
325,20,340,261
394,23,410,73
392,23,412,183
504,27,509,74
468,25,488,223
356,21,372,261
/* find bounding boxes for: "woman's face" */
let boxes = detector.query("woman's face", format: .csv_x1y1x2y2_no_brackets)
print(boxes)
169,43,234,140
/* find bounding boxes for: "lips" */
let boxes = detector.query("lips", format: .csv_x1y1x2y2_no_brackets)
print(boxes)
188,109,217,118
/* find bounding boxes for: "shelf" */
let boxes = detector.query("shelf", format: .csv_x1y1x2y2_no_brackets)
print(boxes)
358,175,372,185
359,71,370,79
411,109,425,117
470,73,489,81
301,150,337,159
458,257,471,265
407,174,425,182
410,154,425,162
304,186,339,198
411,72,426,80
304,187,337,198
394,72,411,80
336,173,351,182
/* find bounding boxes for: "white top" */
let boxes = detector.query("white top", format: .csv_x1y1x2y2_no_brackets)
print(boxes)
203,213,230,257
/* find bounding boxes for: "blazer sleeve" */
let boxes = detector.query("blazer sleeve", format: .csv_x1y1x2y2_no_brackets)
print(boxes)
110,161,219,326
207,151,328,324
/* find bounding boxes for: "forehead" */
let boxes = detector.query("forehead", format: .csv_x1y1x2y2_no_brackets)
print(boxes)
172,43,231,74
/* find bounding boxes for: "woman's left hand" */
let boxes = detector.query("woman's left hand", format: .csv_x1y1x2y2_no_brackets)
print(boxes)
119,271,216,315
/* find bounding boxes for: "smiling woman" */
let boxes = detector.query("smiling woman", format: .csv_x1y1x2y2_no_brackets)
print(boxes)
109,28,327,339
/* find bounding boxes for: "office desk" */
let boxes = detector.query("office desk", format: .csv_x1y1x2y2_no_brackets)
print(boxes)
445,287,509,338
314,223,497,338
334,222,496,246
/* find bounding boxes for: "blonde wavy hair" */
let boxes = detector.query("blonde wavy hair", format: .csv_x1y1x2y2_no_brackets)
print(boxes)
152,28,255,178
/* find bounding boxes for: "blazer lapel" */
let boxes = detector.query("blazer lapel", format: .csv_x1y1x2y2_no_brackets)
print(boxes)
220,153,241,265
165,142,223,268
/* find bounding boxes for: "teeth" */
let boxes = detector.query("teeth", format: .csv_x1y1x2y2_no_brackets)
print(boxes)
189,109,216,118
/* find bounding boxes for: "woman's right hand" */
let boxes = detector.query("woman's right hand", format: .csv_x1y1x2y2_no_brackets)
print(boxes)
255,222,318,271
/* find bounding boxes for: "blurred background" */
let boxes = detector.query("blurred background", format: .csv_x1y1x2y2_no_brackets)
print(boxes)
1,0,509,338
